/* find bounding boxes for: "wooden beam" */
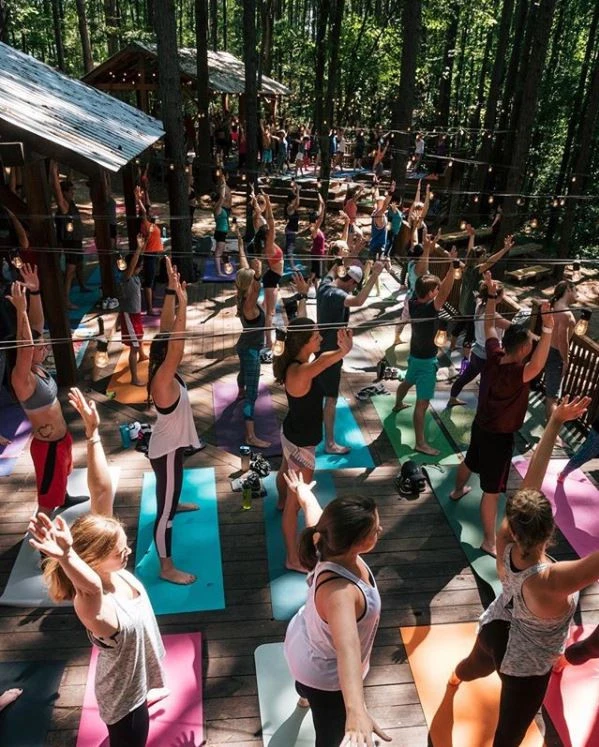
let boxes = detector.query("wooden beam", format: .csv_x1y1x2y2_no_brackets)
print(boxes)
22,156,77,387
0,142,25,167
0,184,27,215
122,161,138,255
89,170,116,299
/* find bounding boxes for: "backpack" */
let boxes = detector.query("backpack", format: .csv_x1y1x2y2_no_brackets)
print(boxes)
395,460,428,497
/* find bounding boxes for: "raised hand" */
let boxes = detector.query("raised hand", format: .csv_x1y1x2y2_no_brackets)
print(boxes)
504,234,514,251
68,387,100,438
552,395,591,425
292,272,309,295
28,514,73,560
165,256,178,290
539,300,554,329
372,260,384,277
337,328,353,355
466,223,476,236
20,264,40,292
6,281,27,314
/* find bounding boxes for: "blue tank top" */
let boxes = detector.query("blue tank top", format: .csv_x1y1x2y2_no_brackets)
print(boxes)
370,217,387,251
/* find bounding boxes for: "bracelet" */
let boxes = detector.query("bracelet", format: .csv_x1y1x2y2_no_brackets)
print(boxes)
165,289,176,296
487,293,498,299
296,293,307,300
29,290,41,295
542,326,553,334
87,436,101,445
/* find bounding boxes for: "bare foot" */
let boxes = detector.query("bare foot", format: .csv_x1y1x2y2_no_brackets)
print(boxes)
415,443,440,456
246,436,271,449
147,687,171,707
0,688,22,712
447,397,467,407
392,402,411,413
160,567,196,585
325,443,350,455
176,502,199,512
480,542,496,558
450,485,472,502
297,697,310,708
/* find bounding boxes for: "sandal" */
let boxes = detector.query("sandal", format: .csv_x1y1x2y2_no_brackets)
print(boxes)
356,385,379,401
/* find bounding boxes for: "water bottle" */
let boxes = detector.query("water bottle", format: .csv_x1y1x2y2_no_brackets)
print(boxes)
162,225,167,239
239,445,251,473
242,481,252,510
119,424,131,448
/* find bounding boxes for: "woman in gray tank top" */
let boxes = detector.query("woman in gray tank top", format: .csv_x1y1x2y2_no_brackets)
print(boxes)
449,395,598,747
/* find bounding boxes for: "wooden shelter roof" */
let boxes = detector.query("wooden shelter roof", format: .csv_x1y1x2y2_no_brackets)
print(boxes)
0,42,164,174
82,42,291,97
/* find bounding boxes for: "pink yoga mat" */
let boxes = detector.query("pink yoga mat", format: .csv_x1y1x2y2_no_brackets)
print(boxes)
213,378,282,457
544,624,599,747
513,458,599,557
76,632,204,747
0,402,32,460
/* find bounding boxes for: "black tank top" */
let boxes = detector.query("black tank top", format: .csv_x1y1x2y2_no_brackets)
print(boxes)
282,364,324,447
237,306,265,350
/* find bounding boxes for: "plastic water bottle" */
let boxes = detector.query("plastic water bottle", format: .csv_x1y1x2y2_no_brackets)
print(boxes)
162,225,167,239
239,445,251,473
242,481,252,510
119,424,131,448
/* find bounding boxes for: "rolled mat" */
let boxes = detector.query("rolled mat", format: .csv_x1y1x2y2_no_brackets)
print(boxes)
400,622,544,746
0,660,66,747
255,642,315,746
76,632,204,747
512,458,599,558
134,468,225,615
371,393,462,467
544,624,599,747
425,463,504,597
202,256,238,282
262,470,336,621
106,345,150,405
213,379,282,458
0,467,119,607
315,397,374,470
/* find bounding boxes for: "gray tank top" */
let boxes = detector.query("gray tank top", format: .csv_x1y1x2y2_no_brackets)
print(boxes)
87,570,165,725
479,543,577,676
21,367,58,412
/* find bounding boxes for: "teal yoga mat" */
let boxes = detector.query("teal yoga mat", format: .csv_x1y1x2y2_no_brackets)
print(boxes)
134,468,225,615
255,642,315,746
315,397,374,470
371,393,462,466
263,470,336,621
425,463,504,596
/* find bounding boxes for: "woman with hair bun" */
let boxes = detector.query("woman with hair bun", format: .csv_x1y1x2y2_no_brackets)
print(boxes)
449,395,599,747
273,318,352,572
283,471,391,747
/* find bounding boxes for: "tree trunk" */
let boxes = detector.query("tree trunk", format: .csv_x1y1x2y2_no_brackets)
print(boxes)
153,0,193,281
437,2,460,128
313,0,329,133
51,0,65,70
259,0,274,84
75,0,94,73
222,0,227,51
210,0,217,51
0,0,9,43
195,0,213,194
391,0,422,192
243,0,259,229
103,0,120,56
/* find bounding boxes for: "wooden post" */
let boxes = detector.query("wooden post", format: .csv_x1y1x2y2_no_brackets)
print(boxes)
122,161,138,254
137,58,149,113
22,155,76,386
89,169,116,299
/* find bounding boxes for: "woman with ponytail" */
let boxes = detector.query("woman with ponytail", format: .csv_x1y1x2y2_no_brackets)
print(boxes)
283,471,390,747
273,318,353,572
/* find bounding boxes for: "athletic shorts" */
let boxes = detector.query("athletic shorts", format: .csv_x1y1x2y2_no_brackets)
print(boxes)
310,259,322,279
30,431,73,510
142,254,158,289
62,241,83,267
316,359,343,398
544,347,564,399
464,420,514,494
262,149,273,164
280,429,316,472
120,312,144,348
262,268,282,288
405,356,438,401
214,230,228,244
285,232,297,253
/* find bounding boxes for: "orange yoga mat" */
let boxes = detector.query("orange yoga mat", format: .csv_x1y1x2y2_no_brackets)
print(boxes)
106,346,149,404
400,622,544,747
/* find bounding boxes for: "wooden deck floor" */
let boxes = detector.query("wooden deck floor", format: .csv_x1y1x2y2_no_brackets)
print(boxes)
1,272,598,746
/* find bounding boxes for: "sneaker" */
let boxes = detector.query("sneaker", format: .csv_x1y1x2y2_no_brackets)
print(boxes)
260,350,273,364
105,298,119,310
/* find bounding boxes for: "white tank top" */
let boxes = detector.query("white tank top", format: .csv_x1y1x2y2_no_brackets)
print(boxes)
284,559,381,691
148,376,200,459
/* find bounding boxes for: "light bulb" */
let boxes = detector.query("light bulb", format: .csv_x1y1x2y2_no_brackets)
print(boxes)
273,328,286,356
169,163,175,171
224,261,234,275
11,252,23,269
572,259,581,282
66,221,74,233
116,254,127,271
453,260,462,280
448,160,453,167
95,350,109,368
552,199,559,208
571,176,577,183
429,192,434,200
460,220,467,231
474,195,479,203
434,329,448,347
516,197,523,206
530,217,538,229
337,264,347,278
524,224,532,234
559,198,565,206
574,310,591,336
488,166,493,173
488,195,494,204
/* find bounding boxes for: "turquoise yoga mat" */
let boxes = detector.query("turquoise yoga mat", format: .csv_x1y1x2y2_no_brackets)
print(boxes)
134,467,225,615
425,463,505,597
315,397,375,470
263,470,336,621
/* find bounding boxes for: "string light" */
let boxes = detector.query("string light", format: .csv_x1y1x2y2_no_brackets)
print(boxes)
94,319,109,368
273,328,286,356
116,253,127,271
434,322,448,348
530,217,539,229
459,220,467,230
448,160,453,167
10,250,23,270
488,195,494,204
516,197,524,206
473,195,479,203
453,260,462,280
559,198,566,206
574,309,591,336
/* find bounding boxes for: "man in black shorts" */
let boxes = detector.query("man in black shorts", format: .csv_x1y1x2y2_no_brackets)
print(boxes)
316,260,383,453
450,273,554,556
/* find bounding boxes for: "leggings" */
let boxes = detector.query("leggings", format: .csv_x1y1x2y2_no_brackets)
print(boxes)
295,681,345,747
149,447,185,558
450,351,485,398
561,427,599,477
451,318,475,345
106,701,149,747
237,346,261,420
455,620,551,747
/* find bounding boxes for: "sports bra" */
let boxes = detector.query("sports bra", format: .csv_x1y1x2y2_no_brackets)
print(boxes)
267,244,284,268
21,367,58,412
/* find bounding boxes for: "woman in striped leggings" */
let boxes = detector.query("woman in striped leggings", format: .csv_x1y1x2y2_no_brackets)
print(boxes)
147,258,203,585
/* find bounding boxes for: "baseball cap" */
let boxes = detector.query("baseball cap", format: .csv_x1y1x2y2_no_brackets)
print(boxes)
346,265,363,283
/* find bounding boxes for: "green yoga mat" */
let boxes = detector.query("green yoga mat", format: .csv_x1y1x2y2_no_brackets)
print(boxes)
430,388,478,452
371,393,462,466
263,470,336,621
315,397,375,469
134,468,225,615
425,463,504,596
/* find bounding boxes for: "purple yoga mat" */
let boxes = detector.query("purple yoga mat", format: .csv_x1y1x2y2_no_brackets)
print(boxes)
0,402,32,460
213,379,282,457
513,458,599,557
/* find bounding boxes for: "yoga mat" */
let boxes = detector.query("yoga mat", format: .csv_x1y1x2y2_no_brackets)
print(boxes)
0,457,17,477
513,458,599,558
0,401,32,459
430,388,478,452
255,642,315,746
315,397,374,470
0,660,66,747
0,468,120,607
426,463,504,597
263,470,336,621
213,379,282,458
134,468,225,615
202,256,238,282
76,633,204,747
68,266,102,328
400,622,544,747
106,345,150,405
371,393,462,467
544,624,599,747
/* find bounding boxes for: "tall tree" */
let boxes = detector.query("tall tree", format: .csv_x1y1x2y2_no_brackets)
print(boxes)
51,0,65,71
153,0,193,281
313,0,329,134
195,0,213,194
0,0,9,43
437,1,460,128
103,0,121,56
243,0,259,228
210,0,217,51
75,0,94,73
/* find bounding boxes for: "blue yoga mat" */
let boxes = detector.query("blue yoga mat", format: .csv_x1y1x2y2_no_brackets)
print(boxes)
263,470,337,621
134,467,225,615
315,397,374,470
202,256,238,282
67,266,102,328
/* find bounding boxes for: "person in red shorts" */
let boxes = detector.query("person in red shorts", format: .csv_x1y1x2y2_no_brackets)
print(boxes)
7,266,85,514
118,234,147,387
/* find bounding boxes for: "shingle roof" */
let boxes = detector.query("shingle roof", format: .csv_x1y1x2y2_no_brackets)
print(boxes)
0,42,164,173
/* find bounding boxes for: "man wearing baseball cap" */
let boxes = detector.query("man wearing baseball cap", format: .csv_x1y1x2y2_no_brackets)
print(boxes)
316,260,384,453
